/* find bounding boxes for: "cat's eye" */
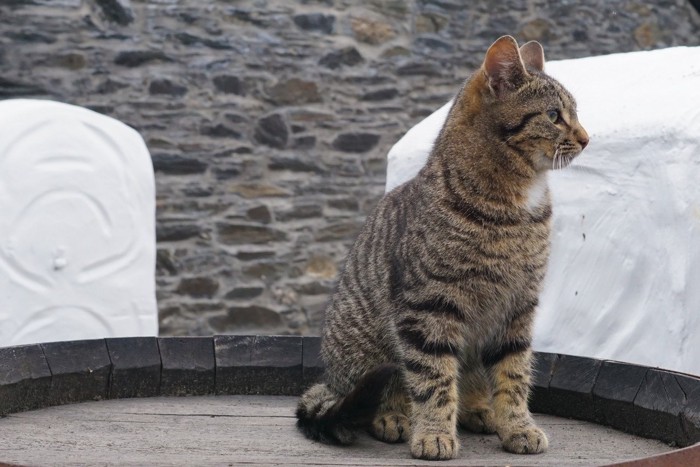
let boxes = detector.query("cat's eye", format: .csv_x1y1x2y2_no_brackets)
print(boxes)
546,110,559,123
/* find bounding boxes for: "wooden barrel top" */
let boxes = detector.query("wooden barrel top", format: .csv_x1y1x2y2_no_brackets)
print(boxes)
2,336,699,465
0,395,676,466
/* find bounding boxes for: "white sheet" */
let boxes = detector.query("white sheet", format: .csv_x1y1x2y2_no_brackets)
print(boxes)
0,99,158,346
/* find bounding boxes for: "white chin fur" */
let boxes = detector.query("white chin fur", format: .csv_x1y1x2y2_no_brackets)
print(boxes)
524,172,549,212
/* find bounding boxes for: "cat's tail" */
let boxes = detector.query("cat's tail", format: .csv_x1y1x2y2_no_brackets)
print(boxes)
296,363,399,445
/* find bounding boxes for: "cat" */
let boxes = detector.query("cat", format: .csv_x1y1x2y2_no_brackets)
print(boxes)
296,35,589,461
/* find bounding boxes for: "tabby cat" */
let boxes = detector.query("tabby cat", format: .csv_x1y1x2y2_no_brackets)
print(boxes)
296,35,589,461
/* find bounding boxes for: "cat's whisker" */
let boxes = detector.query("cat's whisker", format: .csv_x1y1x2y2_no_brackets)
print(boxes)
553,148,562,170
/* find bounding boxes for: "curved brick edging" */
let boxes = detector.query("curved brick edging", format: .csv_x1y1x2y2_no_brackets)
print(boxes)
530,352,700,448
0,337,698,451
0,336,322,414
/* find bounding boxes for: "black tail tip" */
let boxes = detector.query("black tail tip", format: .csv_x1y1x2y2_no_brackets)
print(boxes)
296,363,400,446
296,415,356,445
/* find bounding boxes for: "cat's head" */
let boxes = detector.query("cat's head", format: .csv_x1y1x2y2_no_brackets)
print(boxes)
472,35,589,171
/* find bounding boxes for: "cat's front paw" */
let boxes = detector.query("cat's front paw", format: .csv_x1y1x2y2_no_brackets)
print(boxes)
501,426,548,454
410,432,459,460
371,412,410,443
458,409,497,434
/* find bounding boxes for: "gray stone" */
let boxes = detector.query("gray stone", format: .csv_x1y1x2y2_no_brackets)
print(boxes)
224,286,264,300
275,203,323,222
45,53,86,70
351,17,395,44
315,221,363,242
236,251,276,261
415,13,449,34
246,205,272,223
156,224,201,242
268,78,321,105
228,183,291,198
332,132,380,153
327,197,360,211
293,13,335,34
302,257,334,281
254,113,288,149
414,36,453,52
295,281,333,295
292,136,316,149
217,223,287,245
114,50,172,67
520,17,555,42
269,156,323,173
4,31,56,43
225,114,247,125
228,8,267,27
156,249,178,275
183,186,214,197
396,61,442,76
175,277,220,298
242,261,287,282
214,167,242,180
319,47,364,69
96,79,129,94
174,33,232,50
361,88,399,101
149,79,188,96
213,75,243,94
152,153,207,175
201,123,241,138
95,0,134,25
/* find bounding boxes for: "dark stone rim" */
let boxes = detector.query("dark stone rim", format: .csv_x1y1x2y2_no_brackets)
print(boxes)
1,336,699,463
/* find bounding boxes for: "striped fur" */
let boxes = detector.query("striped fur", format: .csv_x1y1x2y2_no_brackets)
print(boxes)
297,36,589,460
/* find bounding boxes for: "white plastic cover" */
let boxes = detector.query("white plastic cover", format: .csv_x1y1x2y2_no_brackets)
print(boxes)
0,99,158,346
386,47,700,375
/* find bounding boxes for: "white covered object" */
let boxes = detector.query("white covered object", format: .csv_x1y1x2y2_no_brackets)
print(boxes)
386,47,700,375
0,99,158,346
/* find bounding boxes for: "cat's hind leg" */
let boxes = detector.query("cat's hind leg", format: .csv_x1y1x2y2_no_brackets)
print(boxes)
296,364,399,445
296,383,355,445
370,373,411,443
458,357,497,434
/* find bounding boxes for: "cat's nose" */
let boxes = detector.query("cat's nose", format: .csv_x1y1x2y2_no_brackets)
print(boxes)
576,128,589,149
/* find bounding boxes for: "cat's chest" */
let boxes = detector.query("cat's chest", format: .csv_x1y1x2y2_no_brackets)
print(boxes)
523,173,550,214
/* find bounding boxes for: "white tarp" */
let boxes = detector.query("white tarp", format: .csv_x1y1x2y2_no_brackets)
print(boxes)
386,46,700,376
0,99,158,346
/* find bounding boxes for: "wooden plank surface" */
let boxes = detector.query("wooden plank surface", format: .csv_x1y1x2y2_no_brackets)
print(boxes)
0,395,674,466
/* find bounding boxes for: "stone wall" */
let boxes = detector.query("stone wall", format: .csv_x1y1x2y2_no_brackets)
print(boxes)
2,0,699,337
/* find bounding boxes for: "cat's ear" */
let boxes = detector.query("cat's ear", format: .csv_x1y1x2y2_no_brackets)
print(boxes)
520,41,545,72
483,35,529,98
